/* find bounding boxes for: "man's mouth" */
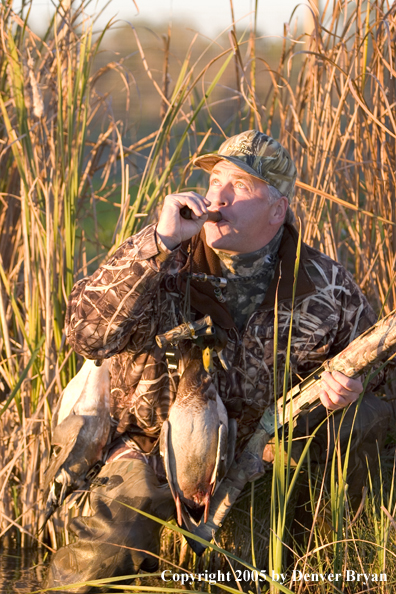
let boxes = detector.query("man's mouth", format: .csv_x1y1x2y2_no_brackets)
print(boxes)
207,211,227,223
206,211,223,223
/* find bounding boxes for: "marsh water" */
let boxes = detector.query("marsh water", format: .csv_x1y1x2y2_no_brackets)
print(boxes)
0,549,45,593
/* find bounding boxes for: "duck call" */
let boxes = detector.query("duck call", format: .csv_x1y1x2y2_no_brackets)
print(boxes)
180,205,222,223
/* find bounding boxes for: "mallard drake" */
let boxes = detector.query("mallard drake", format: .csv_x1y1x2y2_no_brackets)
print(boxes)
41,359,111,530
160,358,236,530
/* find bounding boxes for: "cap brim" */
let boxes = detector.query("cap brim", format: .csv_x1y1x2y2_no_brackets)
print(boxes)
193,154,270,185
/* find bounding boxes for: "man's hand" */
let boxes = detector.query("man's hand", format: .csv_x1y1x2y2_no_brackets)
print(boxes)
156,192,212,250
319,371,363,410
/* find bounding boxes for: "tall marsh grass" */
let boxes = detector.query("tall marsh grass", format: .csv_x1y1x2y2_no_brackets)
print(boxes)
1,0,396,592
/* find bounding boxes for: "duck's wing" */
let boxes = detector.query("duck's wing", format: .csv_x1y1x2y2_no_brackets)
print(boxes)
43,415,85,497
210,421,228,495
52,360,96,428
226,418,237,474
159,420,178,503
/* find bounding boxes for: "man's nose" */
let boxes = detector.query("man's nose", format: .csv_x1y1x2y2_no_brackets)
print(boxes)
207,182,233,206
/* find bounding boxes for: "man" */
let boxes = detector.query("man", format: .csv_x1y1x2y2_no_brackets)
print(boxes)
45,131,391,592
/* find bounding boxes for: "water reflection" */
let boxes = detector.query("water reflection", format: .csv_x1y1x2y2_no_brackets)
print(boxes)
0,549,45,593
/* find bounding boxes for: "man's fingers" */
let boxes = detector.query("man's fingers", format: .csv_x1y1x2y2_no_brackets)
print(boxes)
157,191,210,250
321,371,363,397
319,386,350,410
319,388,346,410
320,371,362,410
327,370,363,392
167,192,209,218
320,377,355,399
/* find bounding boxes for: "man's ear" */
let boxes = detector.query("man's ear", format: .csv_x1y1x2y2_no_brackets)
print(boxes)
270,196,289,224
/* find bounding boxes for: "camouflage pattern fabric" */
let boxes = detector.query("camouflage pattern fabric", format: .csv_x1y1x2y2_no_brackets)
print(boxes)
44,459,175,593
194,130,297,200
65,222,381,458
214,226,283,330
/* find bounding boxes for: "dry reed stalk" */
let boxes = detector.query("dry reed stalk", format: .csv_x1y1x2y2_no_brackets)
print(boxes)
0,0,246,549
0,1,128,545
271,0,396,314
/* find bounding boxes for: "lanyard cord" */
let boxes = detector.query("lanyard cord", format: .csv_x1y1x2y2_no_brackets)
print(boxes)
182,239,193,323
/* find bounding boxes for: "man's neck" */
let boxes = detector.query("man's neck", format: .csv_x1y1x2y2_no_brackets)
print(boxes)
213,226,284,277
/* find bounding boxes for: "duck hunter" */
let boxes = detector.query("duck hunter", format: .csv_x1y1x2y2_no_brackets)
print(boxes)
44,131,394,592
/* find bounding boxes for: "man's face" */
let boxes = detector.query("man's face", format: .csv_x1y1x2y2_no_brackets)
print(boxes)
204,160,288,254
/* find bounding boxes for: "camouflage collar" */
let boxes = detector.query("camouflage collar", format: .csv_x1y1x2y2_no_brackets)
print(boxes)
259,223,317,310
178,223,317,329
213,226,283,281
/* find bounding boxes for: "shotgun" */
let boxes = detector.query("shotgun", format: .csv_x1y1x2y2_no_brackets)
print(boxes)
188,307,396,555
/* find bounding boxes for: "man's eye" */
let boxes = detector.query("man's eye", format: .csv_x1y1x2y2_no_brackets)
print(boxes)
211,178,220,186
235,181,246,189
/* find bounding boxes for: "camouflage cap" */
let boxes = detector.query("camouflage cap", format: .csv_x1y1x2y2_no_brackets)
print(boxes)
194,130,297,201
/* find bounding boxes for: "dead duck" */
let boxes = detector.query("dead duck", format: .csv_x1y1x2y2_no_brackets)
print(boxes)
160,358,236,530
41,359,111,531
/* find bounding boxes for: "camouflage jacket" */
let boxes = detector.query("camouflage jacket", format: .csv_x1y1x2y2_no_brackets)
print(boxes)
65,223,378,457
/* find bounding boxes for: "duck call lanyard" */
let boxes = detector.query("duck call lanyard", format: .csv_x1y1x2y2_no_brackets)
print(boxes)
164,240,228,373
156,242,228,372
181,241,227,324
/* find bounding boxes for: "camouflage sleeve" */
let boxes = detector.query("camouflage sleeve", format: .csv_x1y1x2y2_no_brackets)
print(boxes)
322,267,384,390
65,224,182,360
329,271,377,354
294,256,385,389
